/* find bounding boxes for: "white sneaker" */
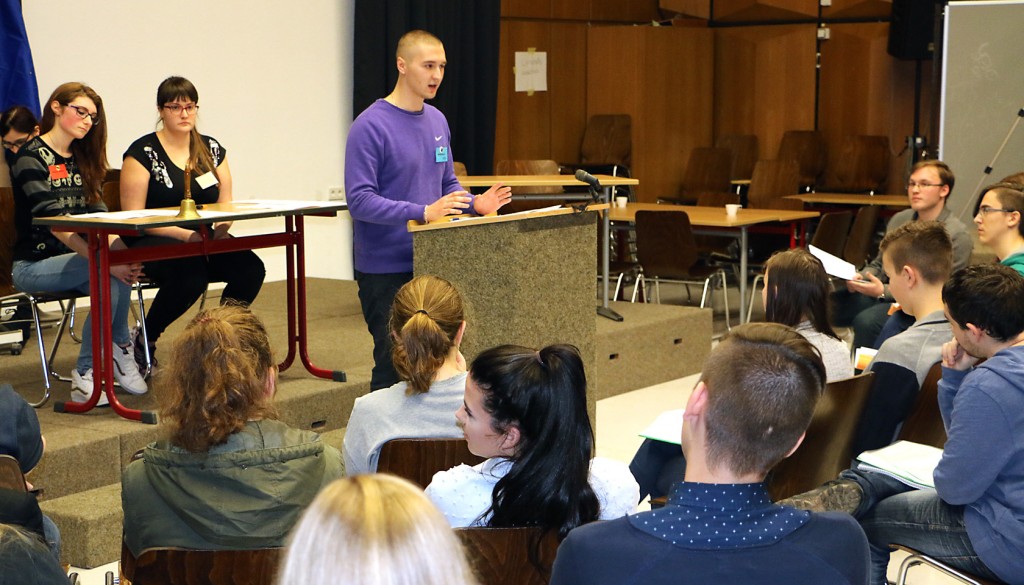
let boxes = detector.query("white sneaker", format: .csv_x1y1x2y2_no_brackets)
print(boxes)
112,344,149,395
70,369,109,407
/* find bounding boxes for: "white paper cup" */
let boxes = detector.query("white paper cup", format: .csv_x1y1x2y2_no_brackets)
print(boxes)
615,196,628,208
725,204,741,217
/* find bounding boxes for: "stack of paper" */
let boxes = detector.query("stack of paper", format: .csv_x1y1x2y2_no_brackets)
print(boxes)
855,440,943,490
809,245,858,280
639,409,684,445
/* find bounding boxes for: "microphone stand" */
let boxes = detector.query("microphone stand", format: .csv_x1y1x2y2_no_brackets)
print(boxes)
594,183,624,322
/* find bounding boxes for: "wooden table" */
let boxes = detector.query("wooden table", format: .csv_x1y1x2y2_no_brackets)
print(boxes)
784,193,910,207
36,200,348,422
609,203,819,323
460,175,639,321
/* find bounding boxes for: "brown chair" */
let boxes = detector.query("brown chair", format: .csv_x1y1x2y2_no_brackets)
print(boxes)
777,130,827,191
821,135,891,194
376,438,485,489
767,372,876,501
896,362,946,448
634,210,730,328
659,147,733,205
0,454,28,491
121,542,282,585
453,161,468,176
716,134,759,183
892,544,1003,585
455,527,560,585
842,204,881,267
576,114,631,169
495,159,563,214
747,159,804,211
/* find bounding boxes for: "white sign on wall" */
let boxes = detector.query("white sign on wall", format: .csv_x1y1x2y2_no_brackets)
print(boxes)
514,51,548,94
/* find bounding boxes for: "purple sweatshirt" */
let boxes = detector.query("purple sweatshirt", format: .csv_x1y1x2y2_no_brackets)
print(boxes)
345,99,467,273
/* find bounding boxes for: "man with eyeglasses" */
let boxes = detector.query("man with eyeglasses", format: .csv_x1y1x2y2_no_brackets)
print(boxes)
834,160,972,350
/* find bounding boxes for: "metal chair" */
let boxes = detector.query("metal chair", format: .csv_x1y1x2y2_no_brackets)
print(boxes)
634,210,730,329
892,544,1003,585
376,438,484,489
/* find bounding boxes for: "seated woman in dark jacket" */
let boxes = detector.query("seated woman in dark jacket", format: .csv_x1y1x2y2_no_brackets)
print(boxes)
121,305,342,557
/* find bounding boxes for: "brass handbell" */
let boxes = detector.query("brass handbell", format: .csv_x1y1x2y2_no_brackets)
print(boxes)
176,164,201,219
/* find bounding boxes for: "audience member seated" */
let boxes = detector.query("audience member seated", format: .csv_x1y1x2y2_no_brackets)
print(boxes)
832,160,970,350
1,105,39,165
0,384,59,558
550,323,869,585
783,265,1024,584
974,182,1024,275
121,305,343,557
0,524,67,585
120,76,265,372
277,474,478,585
426,344,638,537
344,275,467,475
630,248,853,501
848,221,952,455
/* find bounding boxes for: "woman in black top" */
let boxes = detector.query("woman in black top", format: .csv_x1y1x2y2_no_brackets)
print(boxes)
120,76,265,368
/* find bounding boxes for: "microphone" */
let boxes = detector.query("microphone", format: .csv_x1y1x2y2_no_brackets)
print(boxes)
574,169,602,190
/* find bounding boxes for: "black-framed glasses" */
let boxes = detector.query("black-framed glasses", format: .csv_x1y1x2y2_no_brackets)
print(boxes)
907,181,943,190
162,103,199,115
64,104,101,124
976,205,1015,217
1,137,30,151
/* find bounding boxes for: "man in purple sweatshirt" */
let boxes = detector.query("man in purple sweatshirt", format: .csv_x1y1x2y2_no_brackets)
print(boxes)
345,30,511,389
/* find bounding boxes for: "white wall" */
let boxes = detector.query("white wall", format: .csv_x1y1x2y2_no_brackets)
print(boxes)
21,1,356,280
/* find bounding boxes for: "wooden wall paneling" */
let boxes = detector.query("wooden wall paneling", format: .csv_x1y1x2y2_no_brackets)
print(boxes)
548,23,590,164
822,0,892,21
713,0,818,23
493,21,514,167
552,0,589,21
590,0,662,23
659,0,711,20
503,0,552,19
818,23,925,192
505,21,554,161
714,25,817,161
588,26,714,201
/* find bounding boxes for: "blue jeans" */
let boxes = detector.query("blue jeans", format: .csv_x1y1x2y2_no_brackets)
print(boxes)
13,254,131,373
845,469,1001,584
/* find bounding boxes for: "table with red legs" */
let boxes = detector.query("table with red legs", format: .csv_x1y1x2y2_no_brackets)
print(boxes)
35,200,347,423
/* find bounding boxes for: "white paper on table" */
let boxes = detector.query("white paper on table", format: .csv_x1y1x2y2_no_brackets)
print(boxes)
639,409,685,445
855,440,943,490
231,200,322,210
809,245,858,280
73,209,180,219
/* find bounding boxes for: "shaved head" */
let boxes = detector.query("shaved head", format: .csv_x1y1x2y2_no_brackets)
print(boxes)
396,30,443,61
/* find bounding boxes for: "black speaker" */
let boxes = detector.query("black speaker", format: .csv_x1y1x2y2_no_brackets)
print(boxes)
888,0,937,60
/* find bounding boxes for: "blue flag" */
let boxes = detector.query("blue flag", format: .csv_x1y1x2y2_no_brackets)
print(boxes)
0,0,40,116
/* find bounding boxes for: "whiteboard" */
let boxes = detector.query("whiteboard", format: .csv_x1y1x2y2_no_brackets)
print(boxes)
940,0,1024,219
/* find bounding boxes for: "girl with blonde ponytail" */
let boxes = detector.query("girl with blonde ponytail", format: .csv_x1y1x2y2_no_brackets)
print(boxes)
344,275,468,475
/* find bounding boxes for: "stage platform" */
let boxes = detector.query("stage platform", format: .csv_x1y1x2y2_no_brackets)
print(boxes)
2,278,710,567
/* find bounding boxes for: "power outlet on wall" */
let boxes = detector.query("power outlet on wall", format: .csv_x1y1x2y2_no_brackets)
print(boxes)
327,186,346,201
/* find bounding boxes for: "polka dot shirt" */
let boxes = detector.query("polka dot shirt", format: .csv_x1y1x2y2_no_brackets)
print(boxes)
627,482,810,550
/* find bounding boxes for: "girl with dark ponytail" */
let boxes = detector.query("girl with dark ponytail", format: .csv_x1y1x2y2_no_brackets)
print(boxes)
343,275,469,474
426,344,638,540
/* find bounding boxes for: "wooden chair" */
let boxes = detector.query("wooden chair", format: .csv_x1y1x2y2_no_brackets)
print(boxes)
768,372,876,501
376,438,484,489
121,542,282,585
576,114,631,169
892,544,1003,585
659,147,732,205
777,130,827,191
896,362,946,448
747,159,804,211
821,135,891,194
0,454,28,491
453,161,468,176
634,210,730,329
716,134,759,183
455,527,560,585
842,204,881,267
495,159,564,214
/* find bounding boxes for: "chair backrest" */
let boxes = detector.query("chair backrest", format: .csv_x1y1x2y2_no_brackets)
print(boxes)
0,187,15,294
680,147,732,199
843,204,881,266
695,191,740,207
767,372,875,501
634,210,699,278
0,454,28,491
897,362,946,448
494,160,562,195
747,159,803,210
777,130,827,189
102,177,121,212
376,438,485,489
823,135,891,193
579,114,631,167
121,542,282,585
455,527,560,585
810,211,853,258
453,161,468,176
715,134,759,182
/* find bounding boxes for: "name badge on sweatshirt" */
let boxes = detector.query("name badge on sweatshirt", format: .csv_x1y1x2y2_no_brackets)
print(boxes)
195,171,218,190
49,164,69,180
435,146,448,163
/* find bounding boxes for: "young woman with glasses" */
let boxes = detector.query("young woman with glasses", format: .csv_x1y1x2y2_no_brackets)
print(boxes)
119,76,265,373
9,82,148,403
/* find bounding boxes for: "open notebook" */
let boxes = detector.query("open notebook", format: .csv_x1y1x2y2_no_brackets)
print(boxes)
855,440,943,490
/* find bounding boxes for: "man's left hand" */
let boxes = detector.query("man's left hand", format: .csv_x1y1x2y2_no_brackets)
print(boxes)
473,183,513,215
